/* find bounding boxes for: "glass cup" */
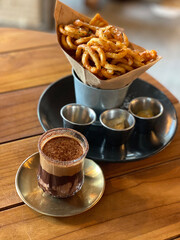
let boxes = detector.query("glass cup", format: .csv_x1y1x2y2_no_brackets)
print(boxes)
37,128,89,198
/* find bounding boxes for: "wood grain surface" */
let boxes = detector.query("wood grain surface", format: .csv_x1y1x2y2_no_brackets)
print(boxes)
0,28,180,240
0,105,179,210
0,28,57,53
0,45,71,93
0,85,46,143
1,158,180,240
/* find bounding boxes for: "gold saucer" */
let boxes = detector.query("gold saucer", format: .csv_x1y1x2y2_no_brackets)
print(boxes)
15,153,105,217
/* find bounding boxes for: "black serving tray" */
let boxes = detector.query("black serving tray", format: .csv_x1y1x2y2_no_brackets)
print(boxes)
37,75,178,163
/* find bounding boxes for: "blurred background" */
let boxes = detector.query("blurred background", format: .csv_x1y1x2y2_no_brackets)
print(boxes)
0,0,180,100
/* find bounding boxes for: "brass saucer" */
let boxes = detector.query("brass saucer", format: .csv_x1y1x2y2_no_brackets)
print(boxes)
15,153,105,217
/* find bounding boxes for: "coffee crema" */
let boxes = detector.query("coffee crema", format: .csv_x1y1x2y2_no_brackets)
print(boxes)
42,136,83,161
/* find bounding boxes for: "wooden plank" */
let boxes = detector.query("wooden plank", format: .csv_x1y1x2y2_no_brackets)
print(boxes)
64,222,180,240
0,45,71,93
0,104,179,209
1,158,180,240
128,224,180,240
0,85,46,143
0,28,58,53
0,136,39,209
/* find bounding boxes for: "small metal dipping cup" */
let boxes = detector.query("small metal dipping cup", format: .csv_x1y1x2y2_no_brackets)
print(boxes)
129,97,164,133
60,103,96,134
100,109,135,145
73,69,131,117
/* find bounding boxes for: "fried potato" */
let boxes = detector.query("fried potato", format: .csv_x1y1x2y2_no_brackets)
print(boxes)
89,13,108,27
58,13,158,80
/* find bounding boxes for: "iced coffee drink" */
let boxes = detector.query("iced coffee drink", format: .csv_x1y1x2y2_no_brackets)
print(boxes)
37,128,89,198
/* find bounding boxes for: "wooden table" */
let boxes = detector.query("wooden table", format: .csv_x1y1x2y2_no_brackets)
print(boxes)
0,28,180,240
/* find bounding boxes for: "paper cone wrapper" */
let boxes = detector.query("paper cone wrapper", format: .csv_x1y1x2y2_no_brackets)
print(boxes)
54,0,161,90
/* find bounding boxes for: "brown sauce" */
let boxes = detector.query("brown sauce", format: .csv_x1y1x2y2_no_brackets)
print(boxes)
42,136,83,161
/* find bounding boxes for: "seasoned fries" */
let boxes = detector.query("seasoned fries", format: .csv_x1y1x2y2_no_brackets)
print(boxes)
58,13,158,80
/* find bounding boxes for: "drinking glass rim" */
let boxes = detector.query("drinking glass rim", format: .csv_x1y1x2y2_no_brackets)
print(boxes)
38,128,89,165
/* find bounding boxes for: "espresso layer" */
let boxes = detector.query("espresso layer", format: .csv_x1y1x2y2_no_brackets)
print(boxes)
38,164,83,197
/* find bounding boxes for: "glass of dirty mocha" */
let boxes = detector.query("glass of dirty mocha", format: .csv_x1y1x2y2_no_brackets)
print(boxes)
37,128,89,198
